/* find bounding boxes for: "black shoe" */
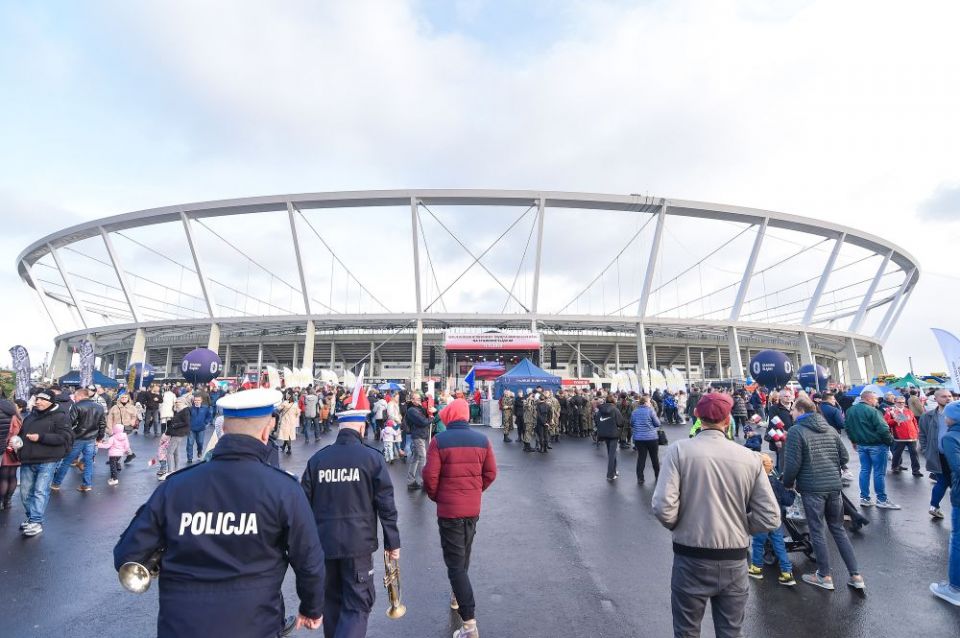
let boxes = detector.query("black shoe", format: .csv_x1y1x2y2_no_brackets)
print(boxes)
912,471,924,477
407,483,422,491
637,478,645,485
503,436,512,443
523,444,534,453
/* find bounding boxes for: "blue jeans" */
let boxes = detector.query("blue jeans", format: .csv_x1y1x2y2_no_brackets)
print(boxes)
950,506,960,588
20,462,58,524
187,430,205,461
53,439,97,487
751,526,792,573
931,473,949,508
303,416,318,440
857,444,889,502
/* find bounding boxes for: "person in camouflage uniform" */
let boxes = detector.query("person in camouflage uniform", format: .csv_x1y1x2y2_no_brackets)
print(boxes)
522,391,538,453
580,392,595,439
500,389,515,442
546,390,561,442
618,393,634,449
558,390,569,436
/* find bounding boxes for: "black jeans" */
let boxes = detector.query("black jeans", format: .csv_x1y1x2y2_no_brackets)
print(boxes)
634,439,660,482
602,438,618,479
438,517,478,622
109,457,122,480
891,441,920,472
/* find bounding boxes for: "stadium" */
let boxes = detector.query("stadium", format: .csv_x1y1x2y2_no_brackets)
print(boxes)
16,189,919,391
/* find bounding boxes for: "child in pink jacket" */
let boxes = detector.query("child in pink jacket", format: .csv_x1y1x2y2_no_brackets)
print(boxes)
98,424,132,486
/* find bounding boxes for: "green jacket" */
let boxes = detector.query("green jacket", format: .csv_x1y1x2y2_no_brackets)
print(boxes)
844,402,894,446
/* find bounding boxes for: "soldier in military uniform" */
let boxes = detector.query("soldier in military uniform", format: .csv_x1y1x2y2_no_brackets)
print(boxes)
513,390,525,443
618,393,634,449
301,400,401,638
500,389,515,443
522,392,538,453
567,390,582,437
581,392,595,440
558,390,569,436
114,388,325,638
546,390,561,443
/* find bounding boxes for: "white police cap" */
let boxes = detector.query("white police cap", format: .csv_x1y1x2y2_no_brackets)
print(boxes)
217,388,283,418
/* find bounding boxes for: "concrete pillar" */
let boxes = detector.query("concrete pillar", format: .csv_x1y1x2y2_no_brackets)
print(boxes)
844,338,864,385
830,357,840,382
49,339,72,380
207,323,221,353
329,342,336,369
303,320,315,371
165,347,173,377
700,350,706,382
614,342,621,370
256,343,263,387
224,344,232,376
576,342,582,377
864,352,876,381
651,344,658,370
727,327,744,380
870,343,887,376
799,332,815,366
369,341,376,377
130,328,147,368
414,319,424,389
685,346,692,378
636,324,649,370
292,342,299,370
716,346,723,379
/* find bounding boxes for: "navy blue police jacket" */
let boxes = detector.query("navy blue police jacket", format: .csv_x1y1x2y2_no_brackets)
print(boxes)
301,428,401,559
113,434,325,638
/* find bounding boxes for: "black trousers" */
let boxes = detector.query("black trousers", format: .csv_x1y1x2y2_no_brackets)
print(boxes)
439,517,478,622
635,439,660,481
602,438,618,479
324,555,375,638
109,457,122,480
892,441,921,472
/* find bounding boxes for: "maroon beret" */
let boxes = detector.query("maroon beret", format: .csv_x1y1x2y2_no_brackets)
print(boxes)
696,393,734,423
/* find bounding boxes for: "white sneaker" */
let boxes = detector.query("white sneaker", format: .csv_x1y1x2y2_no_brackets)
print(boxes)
875,500,901,510
22,522,43,537
930,582,960,606
19,519,30,530
157,473,167,481
859,498,874,507
452,622,478,638
929,507,945,519
108,478,119,486
841,470,854,482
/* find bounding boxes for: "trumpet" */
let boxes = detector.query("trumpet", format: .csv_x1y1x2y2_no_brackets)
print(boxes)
119,549,163,594
383,550,406,619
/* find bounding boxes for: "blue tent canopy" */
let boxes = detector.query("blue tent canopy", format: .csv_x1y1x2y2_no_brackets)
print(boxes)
493,358,561,399
58,369,120,389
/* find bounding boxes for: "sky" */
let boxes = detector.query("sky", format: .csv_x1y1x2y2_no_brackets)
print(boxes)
1,0,959,374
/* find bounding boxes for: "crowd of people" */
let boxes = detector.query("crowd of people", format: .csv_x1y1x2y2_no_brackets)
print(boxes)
1,372,959,637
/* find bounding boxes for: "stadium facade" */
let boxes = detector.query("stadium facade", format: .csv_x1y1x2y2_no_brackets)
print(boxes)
17,190,919,389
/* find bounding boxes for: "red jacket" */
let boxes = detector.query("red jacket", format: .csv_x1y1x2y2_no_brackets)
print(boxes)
423,421,497,518
884,407,919,440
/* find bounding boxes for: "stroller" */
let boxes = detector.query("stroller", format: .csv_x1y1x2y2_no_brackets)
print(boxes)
764,489,869,566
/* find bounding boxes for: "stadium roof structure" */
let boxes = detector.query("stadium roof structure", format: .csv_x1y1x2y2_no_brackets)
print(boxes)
17,189,919,386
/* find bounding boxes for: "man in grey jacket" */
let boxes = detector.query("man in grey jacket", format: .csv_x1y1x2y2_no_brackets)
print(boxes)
782,396,864,591
652,393,780,638
919,388,953,519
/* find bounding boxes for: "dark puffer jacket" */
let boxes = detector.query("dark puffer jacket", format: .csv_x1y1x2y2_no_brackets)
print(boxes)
781,412,849,494
423,418,497,519
19,404,73,465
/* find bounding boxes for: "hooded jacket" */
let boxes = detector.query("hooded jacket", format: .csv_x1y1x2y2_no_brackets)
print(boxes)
594,401,623,440
423,399,497,518
781,412,849,494
19,403,73,464
98,424,132,457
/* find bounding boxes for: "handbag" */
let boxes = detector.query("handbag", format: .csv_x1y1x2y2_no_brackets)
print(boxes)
657,428,668,446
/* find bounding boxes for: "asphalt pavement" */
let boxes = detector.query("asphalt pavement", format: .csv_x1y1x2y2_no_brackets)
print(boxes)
1,423,958,637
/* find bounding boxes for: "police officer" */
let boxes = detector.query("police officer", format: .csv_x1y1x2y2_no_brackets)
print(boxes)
114,388,325,637
301,400,401,638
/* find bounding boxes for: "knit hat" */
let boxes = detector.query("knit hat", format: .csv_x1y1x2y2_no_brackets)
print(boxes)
944,400,960,424
695,393,733,423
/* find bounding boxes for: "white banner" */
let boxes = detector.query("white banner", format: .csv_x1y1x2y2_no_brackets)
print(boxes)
931,328,960,391
444,330,541,351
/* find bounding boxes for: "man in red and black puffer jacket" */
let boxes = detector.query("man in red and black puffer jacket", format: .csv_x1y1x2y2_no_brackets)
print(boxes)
423,398,497,638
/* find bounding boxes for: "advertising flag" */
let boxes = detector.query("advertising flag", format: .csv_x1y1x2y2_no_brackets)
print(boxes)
8,345,31,401
931,328,960,391
78,339,95,388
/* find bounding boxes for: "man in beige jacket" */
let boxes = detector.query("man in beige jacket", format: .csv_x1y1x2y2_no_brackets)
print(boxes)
652,392,780,638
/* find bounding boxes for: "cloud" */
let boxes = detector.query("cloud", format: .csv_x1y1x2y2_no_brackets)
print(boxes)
919,183,960,221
